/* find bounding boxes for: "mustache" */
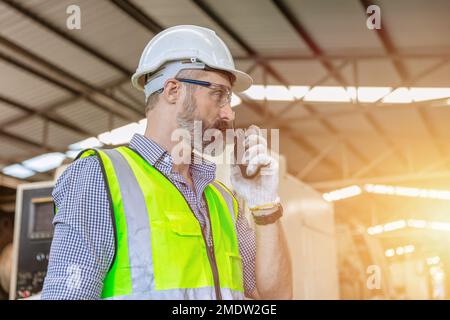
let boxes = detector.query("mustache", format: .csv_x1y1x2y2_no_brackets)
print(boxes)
211,120,232,132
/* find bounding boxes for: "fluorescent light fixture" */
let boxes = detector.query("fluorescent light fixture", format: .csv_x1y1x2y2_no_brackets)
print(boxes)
304,86,351,102
242,85,295,101
66,150,80,159
368,225,384,235
368,219,450,235
243,85,266,100
98,122,139,145
382,87,413,103
364,184,450,200
69,137,103,150
365,184,394,194
383,220,406,232
407,219,427,229
289,86,310,99
429,221,450,232
382,87,450,104
346,87,391,103
385,245,414,257
22,152,66,172
404,245,415,253
356,87,392,102
430,266,444,281
242,85,450,104
231,93,242,107
346,87,357,101
385,249,395,257
323,185,361,202
2,164,35,179
136,118,147,135
410,88,450,102
427,256,440,265
265,85,294,101
324,184,450,202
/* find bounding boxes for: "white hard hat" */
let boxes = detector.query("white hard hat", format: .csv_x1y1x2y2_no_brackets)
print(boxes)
131,25,253,98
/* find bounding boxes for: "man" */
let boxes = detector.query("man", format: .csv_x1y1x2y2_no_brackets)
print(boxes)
42,25,292,300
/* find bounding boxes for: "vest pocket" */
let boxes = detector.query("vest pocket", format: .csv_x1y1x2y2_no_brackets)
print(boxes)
153,210,209,290
227,252,244,291
164,210,203,237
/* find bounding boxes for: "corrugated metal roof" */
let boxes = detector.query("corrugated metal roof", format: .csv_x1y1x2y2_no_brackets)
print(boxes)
349,132,392,160
414,63,450,87
0,1,124,87
356,59,403,86
0,101,27,125
0,137,40,160
379,0,450,51
115,81,145,108
112,115,134,130
286,0,384,54
20,0,153,72
371,107,434,138
54,99,111,134
133,0,248,57
0,60,70,110
4,115,45,144
270,60,329,85
426,107,450,139
308,134,365,170
328,111,376,135
46,121,86,149
203,0,313,55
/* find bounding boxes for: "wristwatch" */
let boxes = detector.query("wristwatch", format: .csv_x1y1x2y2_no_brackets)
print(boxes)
251,204,283,225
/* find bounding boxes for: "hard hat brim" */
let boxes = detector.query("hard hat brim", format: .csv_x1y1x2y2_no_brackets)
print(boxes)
225,68,253,93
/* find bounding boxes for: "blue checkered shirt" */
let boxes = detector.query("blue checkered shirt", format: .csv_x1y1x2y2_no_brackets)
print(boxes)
41,134,256,299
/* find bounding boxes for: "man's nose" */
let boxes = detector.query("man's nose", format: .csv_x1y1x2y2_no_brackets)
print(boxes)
219,103,235,121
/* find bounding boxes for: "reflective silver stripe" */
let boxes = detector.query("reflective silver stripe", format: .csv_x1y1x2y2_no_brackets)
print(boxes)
104,287,244,300
211,181,237,224
103,149,154,295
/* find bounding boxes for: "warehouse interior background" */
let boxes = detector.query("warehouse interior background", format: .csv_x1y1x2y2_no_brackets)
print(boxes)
1,0,450,299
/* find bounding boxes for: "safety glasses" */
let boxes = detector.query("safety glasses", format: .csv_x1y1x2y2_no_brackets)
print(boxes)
175,78,232,108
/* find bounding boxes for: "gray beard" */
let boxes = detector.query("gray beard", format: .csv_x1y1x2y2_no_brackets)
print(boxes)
176,95,226,152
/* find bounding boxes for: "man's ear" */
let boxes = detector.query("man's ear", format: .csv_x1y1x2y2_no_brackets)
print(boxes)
163,79,182,104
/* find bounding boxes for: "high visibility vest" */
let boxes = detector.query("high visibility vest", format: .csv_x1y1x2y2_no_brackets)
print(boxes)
75,146,244,300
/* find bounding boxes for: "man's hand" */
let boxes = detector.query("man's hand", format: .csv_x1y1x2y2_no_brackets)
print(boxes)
231,126,292,299
230,126,279,212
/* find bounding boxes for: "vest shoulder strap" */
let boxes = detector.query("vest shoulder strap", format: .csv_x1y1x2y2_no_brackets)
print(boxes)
210,180,239,223
75,148,99,160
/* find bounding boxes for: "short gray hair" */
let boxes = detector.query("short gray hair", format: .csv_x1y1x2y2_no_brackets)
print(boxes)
145,69,202,115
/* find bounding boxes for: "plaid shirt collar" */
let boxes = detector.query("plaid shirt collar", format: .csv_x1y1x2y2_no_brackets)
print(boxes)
128,133,216,181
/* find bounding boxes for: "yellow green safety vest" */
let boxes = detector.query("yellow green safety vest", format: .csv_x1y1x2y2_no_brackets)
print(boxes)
76,146,244,300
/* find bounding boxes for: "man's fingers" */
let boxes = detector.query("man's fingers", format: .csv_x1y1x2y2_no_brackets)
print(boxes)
246,154,272,176
246,125,261,137
244,133,267,149
243,144,268,163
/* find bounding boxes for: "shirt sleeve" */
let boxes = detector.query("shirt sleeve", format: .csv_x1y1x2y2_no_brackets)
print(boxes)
235,206,257,297
41,156,115,300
